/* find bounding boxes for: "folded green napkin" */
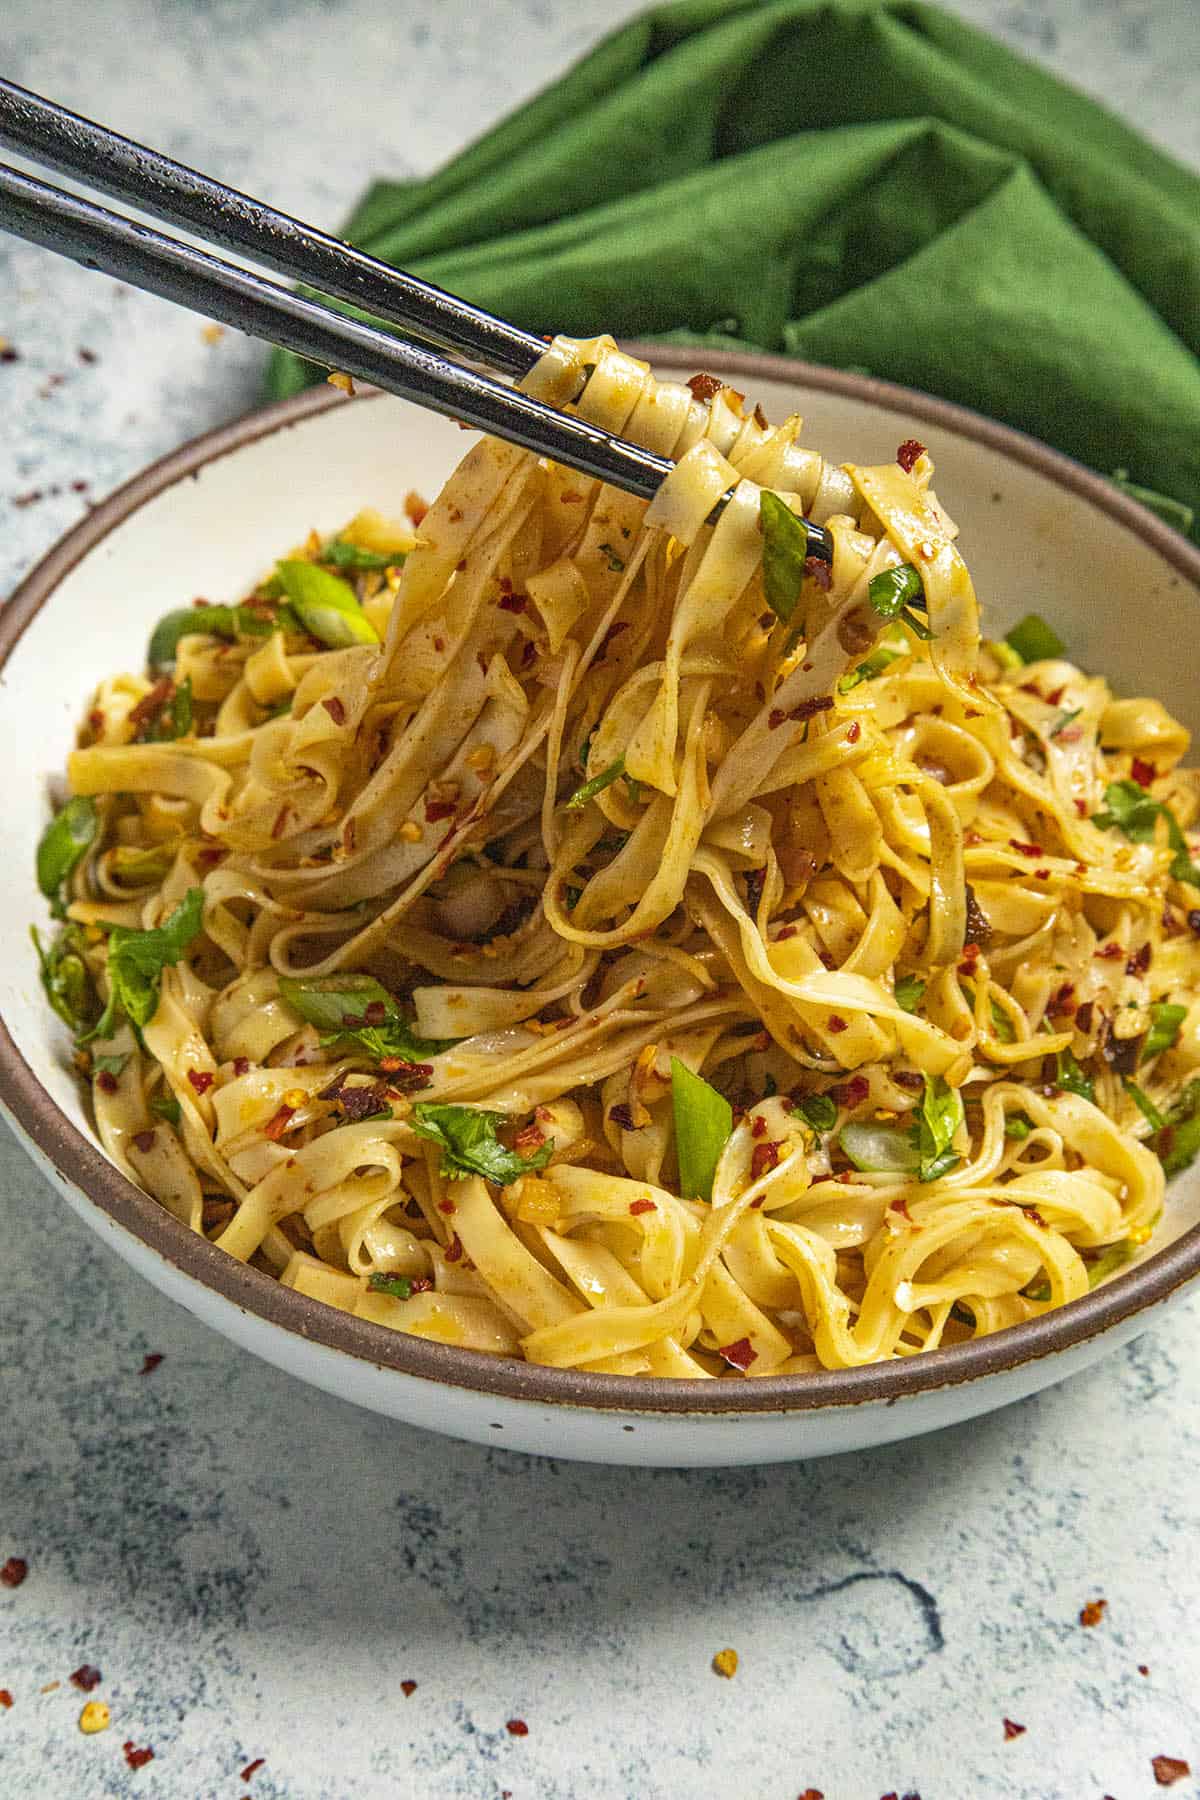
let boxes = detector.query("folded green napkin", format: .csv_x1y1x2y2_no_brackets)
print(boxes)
267,0,1200,538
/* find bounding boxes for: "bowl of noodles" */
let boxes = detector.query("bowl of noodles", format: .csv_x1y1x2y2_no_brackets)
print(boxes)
4,339,1200,1467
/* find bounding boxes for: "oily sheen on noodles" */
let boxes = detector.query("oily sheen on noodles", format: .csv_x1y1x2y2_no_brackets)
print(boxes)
33,334,1200,1381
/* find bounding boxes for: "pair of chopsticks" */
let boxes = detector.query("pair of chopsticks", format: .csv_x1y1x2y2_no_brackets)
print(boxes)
0,78,833,560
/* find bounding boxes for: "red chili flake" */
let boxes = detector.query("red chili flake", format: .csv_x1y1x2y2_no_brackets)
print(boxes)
408,1276,433,1295
360,1001,387,1026
425,798,456,823
896,438,926,473
750,1140,780,1182
718,1336,757,1371
511,1123,545,1154
1,1558,28,1588
889,1196,912,1220
1049,983,1076,1015
240,1759,266,1782
382,1061,433,1092
271,805,290,839
608,1103,638,1131
1033,868,1050,880
1057,725,1083,744
127,677,174,730
1002,1719,1026,1741
96,1070,118,1095
498,591,527,614
750,1115,768,1139
0,1690,11,1708
88,707,106,734
1044,685,1066,707
196,845,226,868
140,1353,163,1376
831,1076,870,1108
1131,757,1157,788
1074,1002,1094,1033
958,942,981,974
122,1742,155,1771
1133,941,1152,973
70,1664,103,1691
131,1129,156,1155
1079,1598,1107,1627
505,1718,530,1737
804,555,832,592
791,695,835,723
444,1234,464,1264
400,1681,418,1698
894,1070,924,1091
321,696,346,726
232,1057,250,1077
769,709,787,730
629,1198,656,1216
686,372,724,403
187,1069,214,1095
827,1015,848,1034
1096,942,1123,960
1074,797,1088,816
0,344,19,363
1153,1757,1191,1788
1009,839,1043,857
1138,1664,1150,1676
776,924,798,941
797,1791,825,1800
404,490,428,526
263,1104,296,1142
435,1200,457,1219
846,720,862,744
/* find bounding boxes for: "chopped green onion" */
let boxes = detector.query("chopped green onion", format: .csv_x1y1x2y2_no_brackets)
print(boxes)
839,640,908,692
321,538,404,571
31,924,95,1035
1004,613,1065,663
1084,1239,1136,1287
1054,1047,1095,1104
566,754,626,810
1144,1002,1187,1060
1004,1114,1032,1141
275,560,379,648
671,1058,732,1201
1154,1080,1200,1175
1123,1079,1165,1131
36,795,98,913
867,563,924,621
368,1271,414,1299
839,1120,920,1174
1048,707,1081,738
147,603,275,671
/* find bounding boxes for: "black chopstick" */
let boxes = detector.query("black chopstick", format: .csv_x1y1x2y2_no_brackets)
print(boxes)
0,77,545,378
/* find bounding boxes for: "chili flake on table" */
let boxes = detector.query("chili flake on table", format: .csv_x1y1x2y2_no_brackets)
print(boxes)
1152,1756,1191,1788
240,1757,266,1782
69,1664,102,1691
1079,1597,1107,1626
400,1680,418,1697
0,1557,28,1588
1002,1717,1026,1740
122,1739,155,1769
0,1690,13,1710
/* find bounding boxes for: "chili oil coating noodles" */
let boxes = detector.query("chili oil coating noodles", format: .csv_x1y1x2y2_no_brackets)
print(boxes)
34,334,1200,1379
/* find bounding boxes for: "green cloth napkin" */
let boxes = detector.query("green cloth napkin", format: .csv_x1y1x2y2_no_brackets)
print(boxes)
267,0,1200,538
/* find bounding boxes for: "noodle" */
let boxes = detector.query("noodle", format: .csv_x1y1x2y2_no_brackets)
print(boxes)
33,336,1200,1380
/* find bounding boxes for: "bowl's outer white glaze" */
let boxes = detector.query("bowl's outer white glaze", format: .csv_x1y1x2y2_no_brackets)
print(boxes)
3,363,1199,1465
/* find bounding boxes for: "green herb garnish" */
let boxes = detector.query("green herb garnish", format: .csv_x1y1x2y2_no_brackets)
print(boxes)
1004,613,1065,663
894,974,926,1014
759,490,810,625
139,675,193,743
149,1092,182,1125
36,795,98,916
110,843,177,885
1004,1114,1033,1141
91,1053,129,1078
990,999,1016,1043
1092,780,1200,888
277,974,453,1063
1048,707,1081,739
1144,1002,1187,1060
83,887,206,1043
597,543,626,573
275,560,379,648
409,1103,553,1186
1084,1239,1136,1287
910,1073,964,1182
1154,1080,1200,1175
671,1057,733,1201
794,1092,838,1133
839,639,907,692
566,754,626,810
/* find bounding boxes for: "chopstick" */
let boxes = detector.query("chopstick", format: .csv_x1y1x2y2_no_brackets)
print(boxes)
0,77,545,378
0,81,834,559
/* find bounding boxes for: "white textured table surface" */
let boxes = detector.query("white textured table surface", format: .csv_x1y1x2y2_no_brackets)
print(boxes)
2,3,1199,1796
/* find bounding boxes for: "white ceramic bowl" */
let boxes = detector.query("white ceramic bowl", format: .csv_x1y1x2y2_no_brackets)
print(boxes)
4,349,1200,1467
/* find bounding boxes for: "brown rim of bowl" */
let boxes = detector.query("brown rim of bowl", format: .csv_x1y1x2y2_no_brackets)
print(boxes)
4,345,1200,1417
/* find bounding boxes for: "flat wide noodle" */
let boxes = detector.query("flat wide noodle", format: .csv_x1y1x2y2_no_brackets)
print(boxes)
44,335,1190,1377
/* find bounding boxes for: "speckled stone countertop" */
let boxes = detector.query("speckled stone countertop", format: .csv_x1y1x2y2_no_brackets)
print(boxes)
2,3,1199,1796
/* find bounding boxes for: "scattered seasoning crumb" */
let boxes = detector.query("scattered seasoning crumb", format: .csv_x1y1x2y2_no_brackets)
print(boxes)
140,1354,164,1376
0,1690,12,1709
1079,1598,1107,1627
797,1790,825,1799
327,370,355,395
79,1701,110,1734
0,1558,27,1588
0,343,19,364
1153,1756,1191,1788
400,1680,418,1698
77,347,97,364
1002,1718,1026,1740
122,1740,154,1770
1138,1664,1150,1676
40,1681,60,1694
69,1665,102,1692
712,1647,739,1679
201,323,224,345
505,1718,529,1737
240,1757,265,1782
